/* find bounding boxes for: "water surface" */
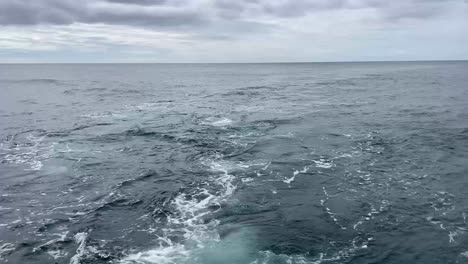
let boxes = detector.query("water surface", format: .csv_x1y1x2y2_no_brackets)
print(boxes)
1,62,468,263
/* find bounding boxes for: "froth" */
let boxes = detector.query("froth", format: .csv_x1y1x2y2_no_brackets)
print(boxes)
121,158,248,264
70,232,90,264
203,117,233,127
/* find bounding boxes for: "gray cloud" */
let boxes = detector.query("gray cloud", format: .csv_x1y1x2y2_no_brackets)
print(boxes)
105,0,169,5
0,0,463,27
0,0,466,63
213,0,460,20
0,0,78,25
0,0,206,27
377,1,452,21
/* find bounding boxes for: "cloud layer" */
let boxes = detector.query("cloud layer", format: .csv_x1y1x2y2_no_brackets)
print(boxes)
0,0,467,62
0,0,462,26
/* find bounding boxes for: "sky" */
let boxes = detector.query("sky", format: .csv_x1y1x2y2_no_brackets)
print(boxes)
0,0,467,63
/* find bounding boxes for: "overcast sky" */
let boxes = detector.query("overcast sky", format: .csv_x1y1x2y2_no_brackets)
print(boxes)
0,0,467,62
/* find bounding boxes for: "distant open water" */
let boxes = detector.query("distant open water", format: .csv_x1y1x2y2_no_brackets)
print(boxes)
0,62,468,264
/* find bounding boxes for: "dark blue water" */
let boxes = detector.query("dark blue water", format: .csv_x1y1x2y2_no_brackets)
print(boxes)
1,62,468,264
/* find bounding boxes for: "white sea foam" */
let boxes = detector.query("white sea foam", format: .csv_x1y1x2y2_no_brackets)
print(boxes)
321,187,346,230
449,229,465,244
282,174,297,185
70,232,88,264
121,158,262,264
207,117,233,127
334,153,353,158
353,200,389,231
124,243,189,264
0,133,55,170
33,230,69,252
241,177,254,183
282,166,309,185
313,159,334,169
0,243,15,260
228,132,262,138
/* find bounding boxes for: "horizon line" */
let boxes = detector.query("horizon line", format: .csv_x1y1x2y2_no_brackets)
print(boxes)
1,59,468,64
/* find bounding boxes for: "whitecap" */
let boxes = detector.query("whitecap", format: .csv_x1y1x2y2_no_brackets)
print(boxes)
70,232,88,264
313,159,334,169
209,118,233,127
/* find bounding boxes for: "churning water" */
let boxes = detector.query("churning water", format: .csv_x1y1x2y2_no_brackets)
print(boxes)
1,62,468,263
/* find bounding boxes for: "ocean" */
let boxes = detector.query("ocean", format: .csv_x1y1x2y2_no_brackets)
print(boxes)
0,62,468,264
